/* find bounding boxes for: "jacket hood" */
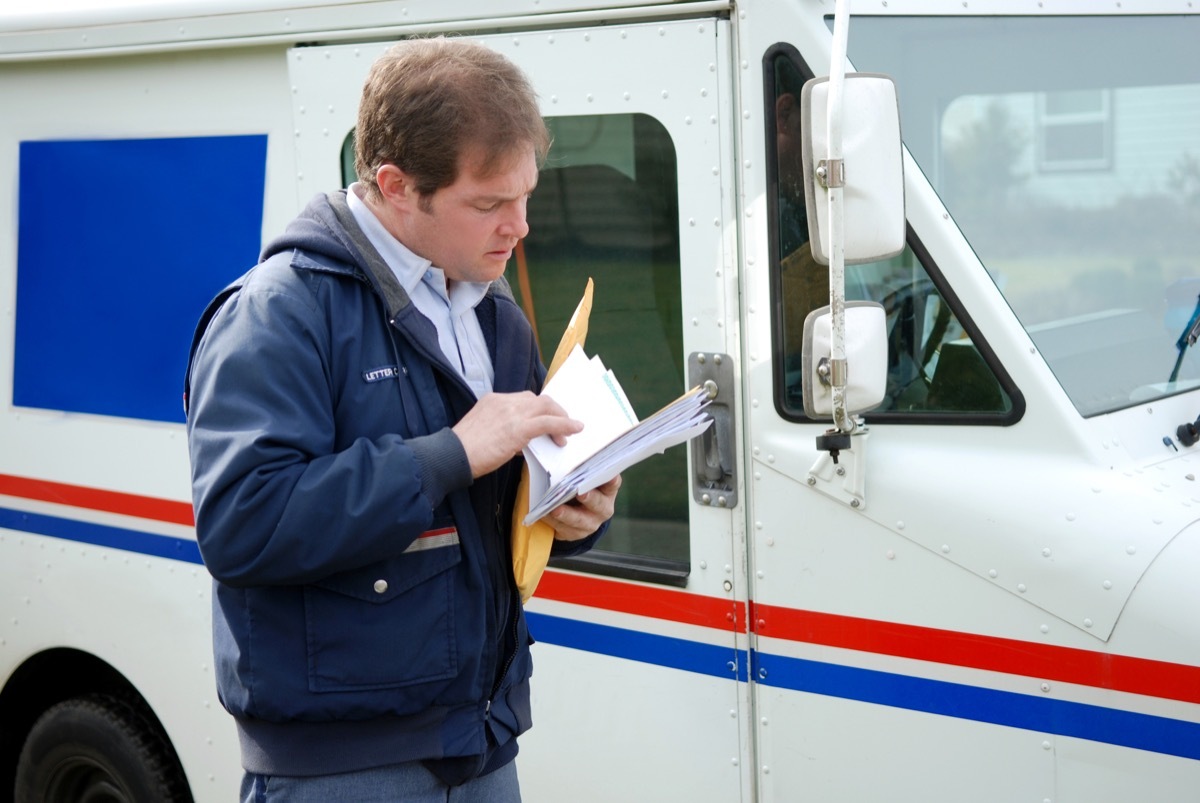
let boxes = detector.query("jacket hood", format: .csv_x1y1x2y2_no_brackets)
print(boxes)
263,190,421,323
261,191,361,268
257,190,521,350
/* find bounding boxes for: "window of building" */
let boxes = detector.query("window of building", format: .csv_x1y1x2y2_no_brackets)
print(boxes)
1037,89,1112,171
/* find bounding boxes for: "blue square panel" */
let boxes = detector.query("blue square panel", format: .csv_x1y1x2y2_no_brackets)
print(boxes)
16,135,268,423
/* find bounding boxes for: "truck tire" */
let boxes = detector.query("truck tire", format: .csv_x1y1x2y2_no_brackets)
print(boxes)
14,693,192,803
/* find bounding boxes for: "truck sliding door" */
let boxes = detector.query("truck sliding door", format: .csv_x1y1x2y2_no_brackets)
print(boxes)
288,17,749,802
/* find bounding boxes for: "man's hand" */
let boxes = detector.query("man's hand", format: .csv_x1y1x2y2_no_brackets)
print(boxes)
453,391,582,479
548,475,621,542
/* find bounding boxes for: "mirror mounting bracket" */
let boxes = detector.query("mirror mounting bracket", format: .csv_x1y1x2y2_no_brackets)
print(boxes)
807,423,869,510
816,158,845,189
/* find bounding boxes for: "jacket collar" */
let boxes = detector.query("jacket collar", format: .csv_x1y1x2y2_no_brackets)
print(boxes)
325,190,415,321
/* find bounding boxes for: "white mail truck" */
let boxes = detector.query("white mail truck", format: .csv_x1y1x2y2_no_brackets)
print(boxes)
2,1,1199,800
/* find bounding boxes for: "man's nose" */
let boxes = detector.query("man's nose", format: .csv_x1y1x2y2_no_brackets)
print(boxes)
499,200,530,240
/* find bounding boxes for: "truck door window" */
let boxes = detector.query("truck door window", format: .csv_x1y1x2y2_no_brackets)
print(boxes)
845,15,1200,417
513,113,688,579
767,48,1014,420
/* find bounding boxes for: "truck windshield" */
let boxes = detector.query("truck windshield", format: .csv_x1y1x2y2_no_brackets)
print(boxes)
848,15,1200,417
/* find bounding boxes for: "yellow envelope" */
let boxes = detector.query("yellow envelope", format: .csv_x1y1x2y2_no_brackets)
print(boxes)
512,278,593,602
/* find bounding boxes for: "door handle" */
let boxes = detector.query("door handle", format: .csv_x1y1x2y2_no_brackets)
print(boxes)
688,352,738,509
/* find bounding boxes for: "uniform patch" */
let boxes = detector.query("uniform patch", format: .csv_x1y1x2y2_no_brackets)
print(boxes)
362,365,401,383
403,526,460,553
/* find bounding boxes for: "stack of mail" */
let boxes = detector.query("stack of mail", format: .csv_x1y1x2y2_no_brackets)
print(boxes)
523,344,713,525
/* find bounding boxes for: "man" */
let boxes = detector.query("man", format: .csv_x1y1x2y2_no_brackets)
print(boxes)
185,38,619,801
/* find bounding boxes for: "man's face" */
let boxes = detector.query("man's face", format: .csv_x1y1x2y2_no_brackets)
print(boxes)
399,145,538,284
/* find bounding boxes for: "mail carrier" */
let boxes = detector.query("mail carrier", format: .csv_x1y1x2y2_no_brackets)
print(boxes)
2,1,1199,800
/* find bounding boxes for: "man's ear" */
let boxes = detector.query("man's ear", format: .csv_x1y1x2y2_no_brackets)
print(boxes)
375,164,420,211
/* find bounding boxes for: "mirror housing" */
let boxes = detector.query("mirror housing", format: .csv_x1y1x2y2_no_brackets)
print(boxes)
801,73,905,265
801,301,888,419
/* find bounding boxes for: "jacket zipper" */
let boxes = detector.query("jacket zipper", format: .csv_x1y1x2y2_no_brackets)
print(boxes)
388,308,520,721
487,497,521,715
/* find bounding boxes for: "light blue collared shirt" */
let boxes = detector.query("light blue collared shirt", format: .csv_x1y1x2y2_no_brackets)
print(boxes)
347,183,494,398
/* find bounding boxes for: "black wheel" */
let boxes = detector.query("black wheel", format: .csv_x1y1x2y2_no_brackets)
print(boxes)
14,693,192,803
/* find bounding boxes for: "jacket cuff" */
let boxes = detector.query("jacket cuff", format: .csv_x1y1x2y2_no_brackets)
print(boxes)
549,520,609,558
406,428,473,508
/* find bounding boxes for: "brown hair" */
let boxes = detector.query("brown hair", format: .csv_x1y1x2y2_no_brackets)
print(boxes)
355,37,550,204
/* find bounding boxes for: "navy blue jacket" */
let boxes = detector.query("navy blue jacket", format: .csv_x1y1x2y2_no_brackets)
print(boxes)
185,191,602,778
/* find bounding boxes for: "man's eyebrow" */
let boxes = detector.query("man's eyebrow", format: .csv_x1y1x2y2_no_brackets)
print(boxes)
471,181,539,203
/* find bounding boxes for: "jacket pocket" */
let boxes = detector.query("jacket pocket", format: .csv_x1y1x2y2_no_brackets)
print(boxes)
303,530,461,692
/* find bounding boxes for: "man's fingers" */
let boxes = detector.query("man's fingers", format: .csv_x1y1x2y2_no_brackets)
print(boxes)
576,474,621,505
536,413,583,445
453,391,586,478
549,474,621,542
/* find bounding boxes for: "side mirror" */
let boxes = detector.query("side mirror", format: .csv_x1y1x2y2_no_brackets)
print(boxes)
801,73,905,265
802,301,888,419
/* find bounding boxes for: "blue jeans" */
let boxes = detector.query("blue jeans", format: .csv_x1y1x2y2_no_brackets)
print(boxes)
240,760,521,802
